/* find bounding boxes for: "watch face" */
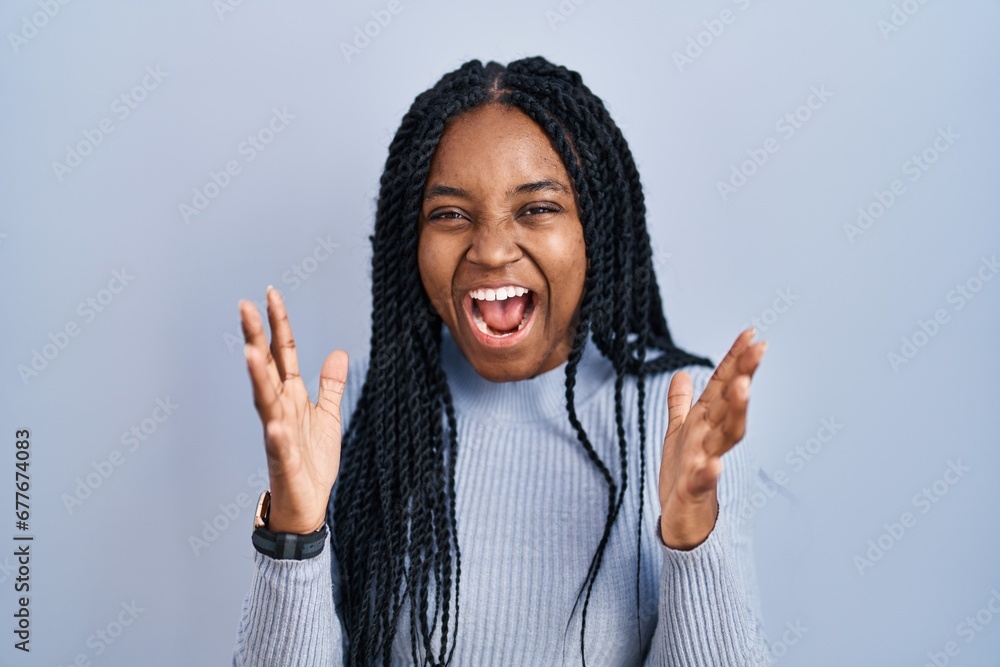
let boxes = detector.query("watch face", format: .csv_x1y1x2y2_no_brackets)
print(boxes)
253,489,270,530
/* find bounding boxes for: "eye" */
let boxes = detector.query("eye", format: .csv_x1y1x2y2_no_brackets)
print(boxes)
427,209,468,222
521,204,561,217
424,208,471,232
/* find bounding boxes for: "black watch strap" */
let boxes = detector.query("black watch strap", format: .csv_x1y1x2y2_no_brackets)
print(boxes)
252,524,328,560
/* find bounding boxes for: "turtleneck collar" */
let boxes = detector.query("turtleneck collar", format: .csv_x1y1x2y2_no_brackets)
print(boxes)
439,327,615,423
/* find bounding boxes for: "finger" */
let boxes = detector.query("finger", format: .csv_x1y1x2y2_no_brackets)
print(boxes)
704,375,750,457
316,349,349,422
736,339,768,379
239,298,268,348
700,339,767,430
703,374,735,427
266,286,301,381
240,299,282,395
664,370,693,440
700,328,757,405
721,378,750,446
244,343,283,423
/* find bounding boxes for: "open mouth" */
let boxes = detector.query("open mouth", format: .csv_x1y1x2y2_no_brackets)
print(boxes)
464,285,536,342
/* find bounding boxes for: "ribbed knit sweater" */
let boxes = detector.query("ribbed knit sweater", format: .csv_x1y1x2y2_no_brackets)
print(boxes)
232,331,770,666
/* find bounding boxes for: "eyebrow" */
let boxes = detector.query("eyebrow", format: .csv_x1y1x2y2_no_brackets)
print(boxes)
423,179,572,202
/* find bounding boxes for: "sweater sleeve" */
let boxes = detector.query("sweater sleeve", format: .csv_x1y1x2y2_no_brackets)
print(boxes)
643,364,770,667
231,356,369,666
231,537,346,666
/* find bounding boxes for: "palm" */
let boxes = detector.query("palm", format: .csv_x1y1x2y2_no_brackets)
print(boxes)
657,328,767,548
240,286,349,534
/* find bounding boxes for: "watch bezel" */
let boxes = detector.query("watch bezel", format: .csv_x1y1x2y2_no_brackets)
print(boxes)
253,489,270,531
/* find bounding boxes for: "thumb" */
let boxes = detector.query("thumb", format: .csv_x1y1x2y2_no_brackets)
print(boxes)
665,370,693,441
316,349,349,418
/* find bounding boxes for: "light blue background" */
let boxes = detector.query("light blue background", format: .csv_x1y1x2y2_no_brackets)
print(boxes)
2,1,998,665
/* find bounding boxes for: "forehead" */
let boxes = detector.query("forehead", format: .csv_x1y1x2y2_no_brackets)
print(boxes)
427,104,569,186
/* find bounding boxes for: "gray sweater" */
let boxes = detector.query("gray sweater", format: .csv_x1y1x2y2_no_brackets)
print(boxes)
233,331,770,665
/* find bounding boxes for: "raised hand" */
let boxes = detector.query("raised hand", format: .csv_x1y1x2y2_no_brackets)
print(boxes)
657,328,767,549
240,286,349,535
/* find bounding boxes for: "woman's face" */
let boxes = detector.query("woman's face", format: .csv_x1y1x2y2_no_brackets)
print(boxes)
417,104,587,383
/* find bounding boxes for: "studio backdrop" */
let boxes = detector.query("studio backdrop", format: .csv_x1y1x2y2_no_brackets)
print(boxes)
1,1,998,665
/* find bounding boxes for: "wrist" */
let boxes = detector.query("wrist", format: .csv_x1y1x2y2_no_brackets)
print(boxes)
261,491,326,535
659,496,719,550
251,490,328,560
267,511,326,535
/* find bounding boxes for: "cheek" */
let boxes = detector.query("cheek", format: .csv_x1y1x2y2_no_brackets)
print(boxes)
566,246,588,311
544,229,588,318
417,234,454,319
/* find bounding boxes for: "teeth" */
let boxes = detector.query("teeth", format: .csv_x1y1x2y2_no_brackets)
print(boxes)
469,286,528,301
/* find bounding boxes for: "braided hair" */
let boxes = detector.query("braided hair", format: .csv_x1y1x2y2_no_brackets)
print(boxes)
332,56,714,666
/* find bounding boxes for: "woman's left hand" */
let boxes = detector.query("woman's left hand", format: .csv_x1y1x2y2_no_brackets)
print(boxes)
657,328,767,550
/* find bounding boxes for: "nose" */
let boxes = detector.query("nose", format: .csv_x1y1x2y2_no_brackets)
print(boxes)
465,220,522,268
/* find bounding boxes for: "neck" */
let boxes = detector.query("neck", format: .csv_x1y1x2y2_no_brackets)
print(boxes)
439,328,614,423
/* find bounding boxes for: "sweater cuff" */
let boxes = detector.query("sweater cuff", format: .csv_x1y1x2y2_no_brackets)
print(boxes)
655,513,738,593
235,528,339,666
653,511,763,666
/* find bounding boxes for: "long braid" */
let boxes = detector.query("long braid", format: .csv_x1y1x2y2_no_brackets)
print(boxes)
505,62,640,664
332,56,713,666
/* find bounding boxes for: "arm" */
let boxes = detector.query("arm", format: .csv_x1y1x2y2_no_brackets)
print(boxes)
232,537,346,666
232,287,369,665
645,418,769,665
644,334,771,666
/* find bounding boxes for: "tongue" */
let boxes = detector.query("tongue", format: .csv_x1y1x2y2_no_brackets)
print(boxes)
478,294,529,333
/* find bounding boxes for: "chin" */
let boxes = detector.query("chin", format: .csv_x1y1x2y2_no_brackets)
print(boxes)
461,344,542,383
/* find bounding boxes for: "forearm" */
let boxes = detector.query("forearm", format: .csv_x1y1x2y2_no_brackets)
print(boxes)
232,535,345,667
644,514,769,667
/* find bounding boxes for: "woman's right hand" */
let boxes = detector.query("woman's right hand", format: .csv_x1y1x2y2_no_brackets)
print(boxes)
240,285,349,535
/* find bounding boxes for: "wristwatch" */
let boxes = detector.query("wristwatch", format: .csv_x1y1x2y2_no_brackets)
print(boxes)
251,489,328,560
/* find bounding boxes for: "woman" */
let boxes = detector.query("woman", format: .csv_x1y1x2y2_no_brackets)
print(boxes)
233,56,770,666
